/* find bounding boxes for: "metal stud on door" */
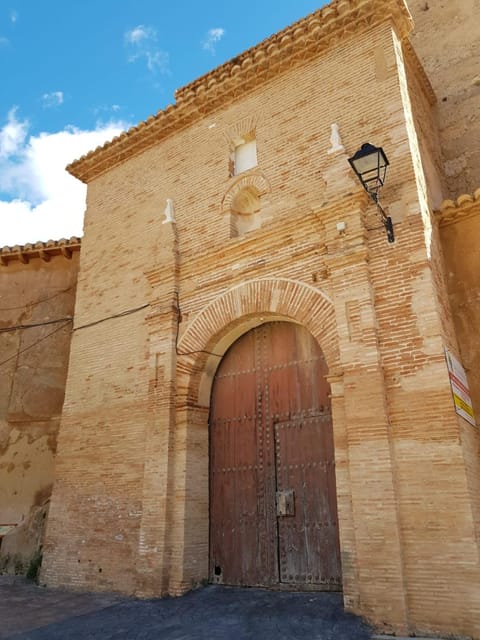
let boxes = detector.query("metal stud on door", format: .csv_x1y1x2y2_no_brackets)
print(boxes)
209,322,341,589
274,416,341,588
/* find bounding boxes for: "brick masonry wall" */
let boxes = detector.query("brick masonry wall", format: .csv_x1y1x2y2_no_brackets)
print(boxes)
42,13,480,640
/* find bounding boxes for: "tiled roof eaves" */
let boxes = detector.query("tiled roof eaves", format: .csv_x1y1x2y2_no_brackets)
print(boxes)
435,188,480,227
0,237,81,267
67,0,413,184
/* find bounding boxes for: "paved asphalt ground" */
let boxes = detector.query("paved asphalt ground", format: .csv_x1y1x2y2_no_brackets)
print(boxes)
0,576,373,640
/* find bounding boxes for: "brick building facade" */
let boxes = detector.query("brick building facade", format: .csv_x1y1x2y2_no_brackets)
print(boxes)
2,0,479,637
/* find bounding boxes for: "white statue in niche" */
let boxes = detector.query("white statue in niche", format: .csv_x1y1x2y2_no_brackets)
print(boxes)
327,123,345,155
163,198,176,224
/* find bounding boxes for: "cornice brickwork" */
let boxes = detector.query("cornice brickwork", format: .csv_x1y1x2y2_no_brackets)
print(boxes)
435,187,480,227
0,237,81,267
67,0,413,184
402,39,436,106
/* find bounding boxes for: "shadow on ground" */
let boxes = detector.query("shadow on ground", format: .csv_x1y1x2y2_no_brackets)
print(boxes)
0,576,373,640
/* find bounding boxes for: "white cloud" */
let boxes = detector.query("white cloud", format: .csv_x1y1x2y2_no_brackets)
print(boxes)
202,27,225,54
41,91,64,108
92,103,123,118
124,24,169,74
0,109,129,246
124,25,154,45
10,10,18,24
0,36,9,46
0,107,28,158
144,49,169,73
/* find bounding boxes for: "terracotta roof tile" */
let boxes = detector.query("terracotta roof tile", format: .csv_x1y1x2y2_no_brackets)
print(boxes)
0,237,81,267
435,188,480,227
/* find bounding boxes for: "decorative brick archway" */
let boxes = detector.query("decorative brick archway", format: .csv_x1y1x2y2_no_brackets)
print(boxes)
221,173,271,215
177,277,341,404
166,278,345,595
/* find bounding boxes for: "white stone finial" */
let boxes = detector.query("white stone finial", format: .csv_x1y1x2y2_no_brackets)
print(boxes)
327,123,345,155
163,198,176,224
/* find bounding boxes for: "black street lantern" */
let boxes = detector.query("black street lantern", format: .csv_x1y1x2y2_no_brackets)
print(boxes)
348,142,394,243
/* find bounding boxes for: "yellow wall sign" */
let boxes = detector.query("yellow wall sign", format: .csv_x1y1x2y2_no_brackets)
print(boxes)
445,349,476,427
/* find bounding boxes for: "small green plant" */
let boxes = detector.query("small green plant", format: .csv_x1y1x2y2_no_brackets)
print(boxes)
26,549,43,583
13,555,25,575
0,553,11,574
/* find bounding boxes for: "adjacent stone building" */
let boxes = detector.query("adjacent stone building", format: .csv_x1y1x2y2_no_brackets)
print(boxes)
0,240,80,572
1,0,479,637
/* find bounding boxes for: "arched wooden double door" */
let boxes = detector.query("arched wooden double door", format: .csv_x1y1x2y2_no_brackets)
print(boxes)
209,322,341,590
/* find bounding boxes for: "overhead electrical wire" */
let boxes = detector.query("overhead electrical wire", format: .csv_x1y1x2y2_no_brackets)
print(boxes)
0,293,224,370
0,304,150,370
0,286,74,312
73,303,150,331
0,317,73,333
0,320,72,370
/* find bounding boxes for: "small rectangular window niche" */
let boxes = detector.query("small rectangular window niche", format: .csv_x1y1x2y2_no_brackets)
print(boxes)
234,138,257,175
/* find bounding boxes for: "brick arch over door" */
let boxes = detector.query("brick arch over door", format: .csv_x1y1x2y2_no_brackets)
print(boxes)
177,277,340,407
168,278,342,594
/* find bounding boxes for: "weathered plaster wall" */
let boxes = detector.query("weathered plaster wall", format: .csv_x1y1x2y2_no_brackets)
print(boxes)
0,252,78,572
438,202,480,416
409,0,480,196
436,198,480,626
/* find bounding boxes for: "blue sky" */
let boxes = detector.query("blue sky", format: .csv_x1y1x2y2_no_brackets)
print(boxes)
0,1,326,245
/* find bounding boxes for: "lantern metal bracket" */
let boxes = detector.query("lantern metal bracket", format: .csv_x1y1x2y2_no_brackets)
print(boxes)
370,192,395,244
348,142,395,243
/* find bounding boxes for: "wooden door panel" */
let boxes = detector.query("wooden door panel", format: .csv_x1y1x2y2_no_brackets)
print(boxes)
263,323,329,416
209,322,341,590
275,416,341,588
209,329,266,586
210,421,262,585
